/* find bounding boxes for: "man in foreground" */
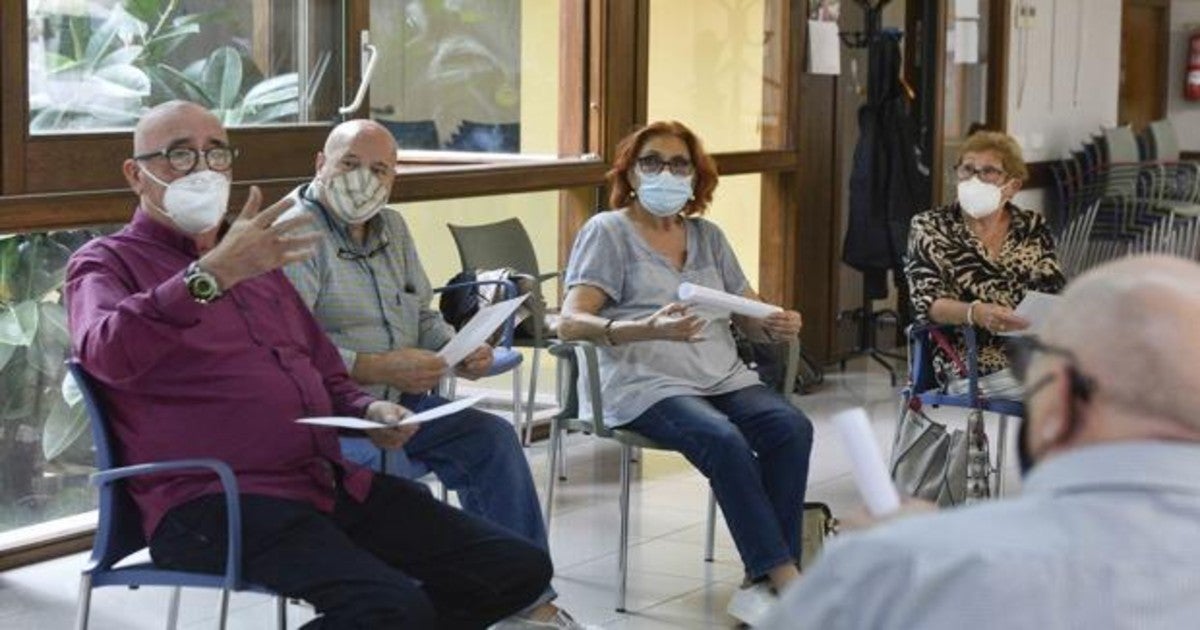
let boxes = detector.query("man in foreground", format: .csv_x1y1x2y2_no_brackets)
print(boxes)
765,254,1200,629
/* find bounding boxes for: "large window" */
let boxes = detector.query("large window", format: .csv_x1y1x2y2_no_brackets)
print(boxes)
27,0,345,134
368,0,566,159
0,227,111,536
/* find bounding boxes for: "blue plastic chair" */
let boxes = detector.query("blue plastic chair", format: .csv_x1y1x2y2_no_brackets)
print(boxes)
69,362,287,630
901,324,1023,497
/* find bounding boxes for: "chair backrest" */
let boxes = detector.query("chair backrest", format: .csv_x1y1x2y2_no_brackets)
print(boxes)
68,362,149,568
1148,119,1181,162
447,218,541,276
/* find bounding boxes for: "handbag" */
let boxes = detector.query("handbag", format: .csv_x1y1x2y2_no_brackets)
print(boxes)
888,405,969,507
799,501,838,570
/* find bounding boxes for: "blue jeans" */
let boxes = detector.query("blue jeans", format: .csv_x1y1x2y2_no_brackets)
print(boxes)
340,394,555,606
625,385,814,579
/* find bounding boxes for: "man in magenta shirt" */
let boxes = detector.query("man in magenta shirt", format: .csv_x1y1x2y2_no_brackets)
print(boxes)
66,101,550,629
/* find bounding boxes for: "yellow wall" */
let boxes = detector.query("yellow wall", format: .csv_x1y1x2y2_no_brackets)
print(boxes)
646,0,766,290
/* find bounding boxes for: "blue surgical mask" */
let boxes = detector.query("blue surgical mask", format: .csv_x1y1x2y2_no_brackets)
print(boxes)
636,171,694,217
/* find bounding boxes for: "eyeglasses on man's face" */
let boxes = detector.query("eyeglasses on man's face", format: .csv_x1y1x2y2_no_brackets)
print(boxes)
954,163,1007,185
134,146,239,174
635,154,694,177
1005,335,1095,399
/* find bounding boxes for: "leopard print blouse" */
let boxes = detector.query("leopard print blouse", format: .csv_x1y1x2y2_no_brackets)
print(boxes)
905,203,1066,384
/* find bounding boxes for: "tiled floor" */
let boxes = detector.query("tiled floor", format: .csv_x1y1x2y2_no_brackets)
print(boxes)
0,358,1019,629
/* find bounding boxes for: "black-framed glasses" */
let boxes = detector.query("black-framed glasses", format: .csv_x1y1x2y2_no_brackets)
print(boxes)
636,154,694,177
134,146,239,173
954,163,1007,185
1005,335,1096,399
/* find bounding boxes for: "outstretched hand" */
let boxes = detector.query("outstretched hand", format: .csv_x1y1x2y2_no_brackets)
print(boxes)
644,302,706,342
201,186,320,290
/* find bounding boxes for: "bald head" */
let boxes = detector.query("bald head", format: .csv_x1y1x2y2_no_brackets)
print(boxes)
313,119,398,216
1043,255,1200,432
322,119,398,160
132,100,226,155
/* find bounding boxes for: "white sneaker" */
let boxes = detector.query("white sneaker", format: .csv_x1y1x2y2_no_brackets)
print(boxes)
493,607,602,630
726,582,779,627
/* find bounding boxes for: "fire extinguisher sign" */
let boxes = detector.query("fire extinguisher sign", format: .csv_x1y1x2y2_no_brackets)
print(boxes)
1188,30,1200,102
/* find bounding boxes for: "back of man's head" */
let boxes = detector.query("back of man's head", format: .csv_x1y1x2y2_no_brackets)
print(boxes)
1042,255,1200,435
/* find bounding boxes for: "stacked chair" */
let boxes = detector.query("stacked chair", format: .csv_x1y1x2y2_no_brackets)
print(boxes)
1050,121,1200,278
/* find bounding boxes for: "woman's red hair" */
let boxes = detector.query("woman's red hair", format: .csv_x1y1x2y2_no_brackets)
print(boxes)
606,121,718,216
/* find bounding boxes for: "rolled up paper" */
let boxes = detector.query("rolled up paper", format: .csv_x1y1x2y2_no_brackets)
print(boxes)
677,282,782,320
832,408,902,517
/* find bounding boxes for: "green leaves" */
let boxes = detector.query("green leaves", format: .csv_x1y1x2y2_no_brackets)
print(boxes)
41,387,88,462
30,0,301,132
0,303,39,349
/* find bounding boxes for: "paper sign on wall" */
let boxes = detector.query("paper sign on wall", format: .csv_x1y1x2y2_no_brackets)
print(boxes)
808,19,841,76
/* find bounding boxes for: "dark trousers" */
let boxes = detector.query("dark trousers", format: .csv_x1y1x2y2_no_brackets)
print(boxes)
148,473,552,629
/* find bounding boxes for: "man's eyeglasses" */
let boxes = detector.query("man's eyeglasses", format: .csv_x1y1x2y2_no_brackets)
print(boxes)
635,154,694,177
954,163,1007,185
134,146,239,174
1005,335,1096,399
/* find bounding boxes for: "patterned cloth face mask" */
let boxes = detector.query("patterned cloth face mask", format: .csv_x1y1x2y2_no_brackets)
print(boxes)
315,167,390,224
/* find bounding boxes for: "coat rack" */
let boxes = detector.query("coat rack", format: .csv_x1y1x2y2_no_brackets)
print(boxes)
835,0,908,387
839,0,890,49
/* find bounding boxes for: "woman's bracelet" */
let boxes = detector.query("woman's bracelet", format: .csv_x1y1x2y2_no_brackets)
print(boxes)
603,318,618,346
965,300,981,327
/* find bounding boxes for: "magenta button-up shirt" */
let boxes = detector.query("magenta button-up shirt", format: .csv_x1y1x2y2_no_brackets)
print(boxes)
66,210,376,538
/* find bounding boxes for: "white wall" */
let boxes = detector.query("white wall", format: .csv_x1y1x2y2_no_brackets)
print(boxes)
1168,0,1200,151
1005,0,1122,162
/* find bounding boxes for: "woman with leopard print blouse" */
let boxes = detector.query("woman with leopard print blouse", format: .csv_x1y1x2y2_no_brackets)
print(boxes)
905,131,1065,398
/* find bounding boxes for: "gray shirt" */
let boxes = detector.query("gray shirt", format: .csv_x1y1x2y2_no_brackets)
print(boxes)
564,211,763,426
763,441,1200,630
281,184,454,402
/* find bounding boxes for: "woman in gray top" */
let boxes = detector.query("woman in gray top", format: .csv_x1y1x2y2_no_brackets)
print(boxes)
559,121,813,624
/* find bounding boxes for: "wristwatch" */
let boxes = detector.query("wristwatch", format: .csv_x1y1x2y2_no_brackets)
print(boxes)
184,261,223,304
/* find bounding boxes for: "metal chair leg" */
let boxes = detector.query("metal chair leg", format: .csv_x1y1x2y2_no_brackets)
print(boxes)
511,358,524,436
167,585,182,630
544,418,561,530
276,595,287,630
524,346,542,445
74,574,93,630
215,588,230,630
996,415,1011,497
556,430,567,482
704,490,717,562
617,443,632,613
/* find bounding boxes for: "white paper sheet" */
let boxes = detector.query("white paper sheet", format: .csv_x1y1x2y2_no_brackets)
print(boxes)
297,395,486,430
833,408,901,517
954,0,980,19
998,291,1061,337
437,295,528,367
677,283,781,320
807,20,842,76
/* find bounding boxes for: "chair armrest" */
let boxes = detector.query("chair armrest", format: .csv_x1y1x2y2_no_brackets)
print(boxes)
91,459,244,589
534,270,561,283
548,340,612,437
432,278,520,347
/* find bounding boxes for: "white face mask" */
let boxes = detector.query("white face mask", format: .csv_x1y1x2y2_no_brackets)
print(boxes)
636,170,694,217
315,167,390,224
957,177,1007,219
140,167,231,234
